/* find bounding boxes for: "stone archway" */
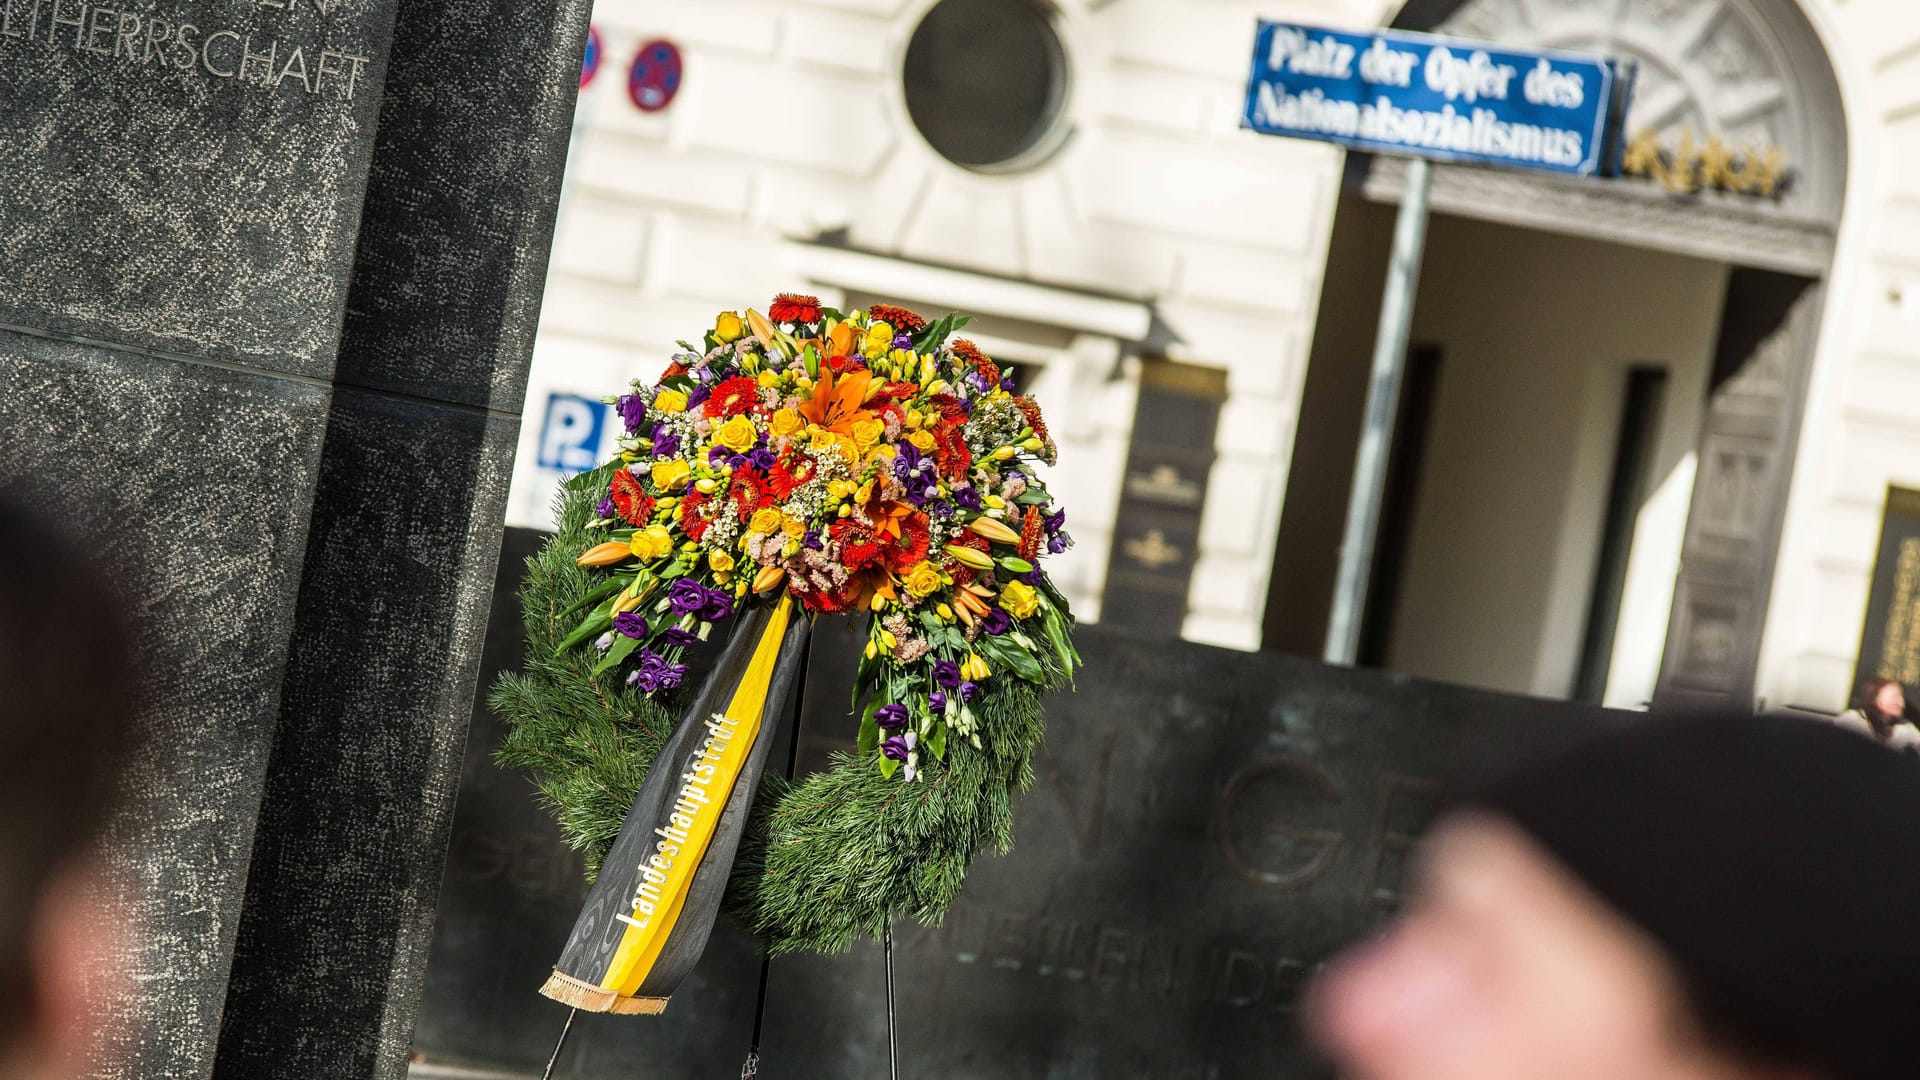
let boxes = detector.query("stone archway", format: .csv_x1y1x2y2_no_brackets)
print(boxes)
1357,0,1849,706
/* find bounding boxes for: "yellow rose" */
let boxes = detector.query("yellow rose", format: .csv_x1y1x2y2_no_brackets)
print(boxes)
769,409,804,438
714,311,746,344
709,549,735,573
999,580,1039,619
629,525,674,561
716,414,758,453
757,370,779,388
904,561,943,598
907,430,936,452
649,459,690,492
749,508,783,536
849,417,885,450
807,427,838,452
653,388,688,414
781,515,807,539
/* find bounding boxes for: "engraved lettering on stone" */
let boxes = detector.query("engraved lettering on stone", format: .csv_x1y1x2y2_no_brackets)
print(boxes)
0,0,374,101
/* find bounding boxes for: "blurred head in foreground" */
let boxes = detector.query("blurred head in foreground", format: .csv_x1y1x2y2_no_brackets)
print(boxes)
1309,712,1920,1080
0,500,135,1078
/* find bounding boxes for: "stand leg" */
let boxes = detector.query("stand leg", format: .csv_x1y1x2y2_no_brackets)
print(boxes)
884,923,898,1080
541,1008,577,1080
740,631,814,1078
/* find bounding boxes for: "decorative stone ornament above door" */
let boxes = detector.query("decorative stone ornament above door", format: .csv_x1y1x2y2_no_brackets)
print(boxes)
1370,0,1848,274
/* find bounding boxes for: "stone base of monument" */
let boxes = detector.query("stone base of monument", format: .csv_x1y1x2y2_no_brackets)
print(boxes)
408,528,1618,1079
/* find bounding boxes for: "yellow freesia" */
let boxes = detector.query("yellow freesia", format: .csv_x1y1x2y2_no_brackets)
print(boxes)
709,549,735,573
654,388,688,413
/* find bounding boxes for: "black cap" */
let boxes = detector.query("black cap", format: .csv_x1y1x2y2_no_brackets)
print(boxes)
1470,712,1920,1080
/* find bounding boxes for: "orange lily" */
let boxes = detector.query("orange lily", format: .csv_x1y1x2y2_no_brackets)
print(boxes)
797,366,876,438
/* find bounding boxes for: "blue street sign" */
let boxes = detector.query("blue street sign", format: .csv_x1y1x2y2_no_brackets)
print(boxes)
537,393,613,474
1243,21,1621,176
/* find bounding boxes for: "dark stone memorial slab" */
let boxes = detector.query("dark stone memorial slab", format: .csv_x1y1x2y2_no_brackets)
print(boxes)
411,532,1617,1078
0,0,590,1075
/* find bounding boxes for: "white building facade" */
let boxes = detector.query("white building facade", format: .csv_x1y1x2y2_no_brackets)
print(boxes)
508,0,1920,714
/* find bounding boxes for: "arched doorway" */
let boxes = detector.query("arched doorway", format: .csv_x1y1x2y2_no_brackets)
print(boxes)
1266,0,1847,708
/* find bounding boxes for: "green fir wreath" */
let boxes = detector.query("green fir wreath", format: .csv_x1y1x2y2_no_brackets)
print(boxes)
493,296,1078,955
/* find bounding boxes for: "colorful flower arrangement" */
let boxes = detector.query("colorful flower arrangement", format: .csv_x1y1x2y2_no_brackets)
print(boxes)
557,294,1077,781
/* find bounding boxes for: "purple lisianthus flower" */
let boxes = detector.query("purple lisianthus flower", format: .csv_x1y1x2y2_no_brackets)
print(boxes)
952,486,982,512
613,611,650,639
686,383,712,408
617,393,649,434
627,649,688,693
804,528,824,550
650,423,680,458
959,680,980,703
1018,568,1043,586
892,443,938,504
594,632,614,652
932,658,962,688
893,334,915,351
1000,372,1017,392
660,627,701,649
699,587,734,623
747,446,778,470
1044,507,1067,534
874,703,909,730
1048,534,1070,555
881,734,912,761
928,690,947,713
980,608,1012,636
595,497,617,520
965,371,992,394
708,444,732,465
667,578,709,618
929,500,953,519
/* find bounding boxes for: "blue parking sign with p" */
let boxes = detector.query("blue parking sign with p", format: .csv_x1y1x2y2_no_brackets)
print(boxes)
538,393,613,473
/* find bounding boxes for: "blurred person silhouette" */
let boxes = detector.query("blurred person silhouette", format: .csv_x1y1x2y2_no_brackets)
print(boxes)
1834,676,1918,751
0,499,136,1079
1309,711,1920,1080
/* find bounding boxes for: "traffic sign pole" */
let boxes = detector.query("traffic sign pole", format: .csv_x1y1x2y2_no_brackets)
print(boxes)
1323,155,1434,666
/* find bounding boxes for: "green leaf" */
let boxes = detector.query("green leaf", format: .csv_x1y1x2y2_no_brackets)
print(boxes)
590,633,642,677
1016,489,1049,506
878,754,900,779
979,635,1045,683
856,698,882,756
557,610,613,653
559,575,627,621
927,721,948,761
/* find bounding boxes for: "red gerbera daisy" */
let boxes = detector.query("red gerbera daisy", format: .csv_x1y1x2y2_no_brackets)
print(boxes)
950,338,1000,385
729,467,772,521
867,303,927,335
680,490,713,542
608,470,655,528
884,513,931,573
769,292,823,325
1017,507,1044,562
705,375,760,418
831,518,887,571
766,453,812,502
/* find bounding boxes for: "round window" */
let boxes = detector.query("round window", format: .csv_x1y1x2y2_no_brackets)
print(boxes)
902,0,1071,172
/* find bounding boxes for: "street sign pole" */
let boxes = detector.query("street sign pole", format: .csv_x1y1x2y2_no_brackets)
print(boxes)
1323,156,1433,666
